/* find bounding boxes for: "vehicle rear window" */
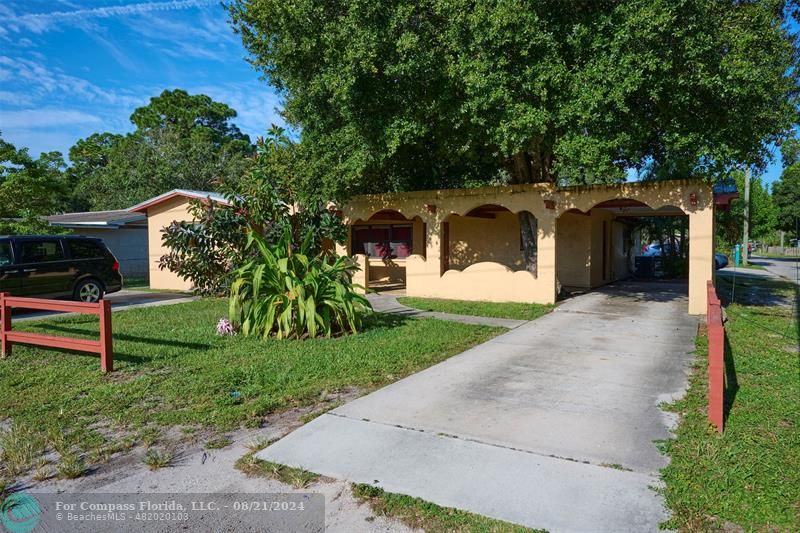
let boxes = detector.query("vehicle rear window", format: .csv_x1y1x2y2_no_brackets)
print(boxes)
0,241,12,266
68,240,105,259
18,240,65,263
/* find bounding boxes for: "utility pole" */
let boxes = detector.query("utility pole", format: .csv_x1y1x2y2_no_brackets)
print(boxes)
742,167,751,265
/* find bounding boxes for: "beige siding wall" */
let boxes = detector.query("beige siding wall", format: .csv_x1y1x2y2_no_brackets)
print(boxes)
146,197,193,291
447,211,523,270
556,212,592,288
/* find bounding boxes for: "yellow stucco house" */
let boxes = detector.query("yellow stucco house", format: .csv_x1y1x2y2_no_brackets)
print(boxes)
338,179,718,315
132,180,721,315
129,189,231,291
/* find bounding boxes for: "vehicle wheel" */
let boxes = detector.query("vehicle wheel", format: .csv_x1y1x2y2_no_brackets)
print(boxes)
75,279,104,303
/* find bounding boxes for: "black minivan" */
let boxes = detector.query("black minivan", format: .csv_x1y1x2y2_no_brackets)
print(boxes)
0,235,123,302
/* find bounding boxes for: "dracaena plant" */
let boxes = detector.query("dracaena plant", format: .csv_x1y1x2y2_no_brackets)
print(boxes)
229,227,371,339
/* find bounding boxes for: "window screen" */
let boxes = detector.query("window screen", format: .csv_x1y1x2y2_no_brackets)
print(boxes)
69,240,104,259
0,241,13,267
19,240,64,263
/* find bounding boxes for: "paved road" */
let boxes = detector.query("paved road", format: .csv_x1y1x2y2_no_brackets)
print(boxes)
9,289,195,322
258,281,697,532
749,254,800,285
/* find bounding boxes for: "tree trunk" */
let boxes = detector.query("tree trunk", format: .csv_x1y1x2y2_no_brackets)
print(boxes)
509,145,553,276
519,210,538,274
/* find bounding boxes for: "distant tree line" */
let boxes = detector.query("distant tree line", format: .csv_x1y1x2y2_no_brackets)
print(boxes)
1,89,255,234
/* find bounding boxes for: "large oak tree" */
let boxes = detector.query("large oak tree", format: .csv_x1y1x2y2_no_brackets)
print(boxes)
229,0,799,268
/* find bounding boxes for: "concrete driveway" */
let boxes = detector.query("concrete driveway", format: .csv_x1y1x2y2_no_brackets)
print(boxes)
258,281,698,532
10,289,195,322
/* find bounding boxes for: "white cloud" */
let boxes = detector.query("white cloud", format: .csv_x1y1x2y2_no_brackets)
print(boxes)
1,0,219,34
0,109,102,128
0,55,147,108
0,90,33,106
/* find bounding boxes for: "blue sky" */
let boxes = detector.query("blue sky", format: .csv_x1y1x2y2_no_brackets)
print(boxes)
0,0,787,187
0,0,284,159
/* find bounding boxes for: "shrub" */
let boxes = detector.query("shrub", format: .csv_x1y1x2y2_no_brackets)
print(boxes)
229,229,371,339
158,199,248,296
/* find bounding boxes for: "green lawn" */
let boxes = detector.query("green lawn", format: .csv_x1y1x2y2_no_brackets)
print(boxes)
661,276,799,530
397,297,552,321
0,300,501,481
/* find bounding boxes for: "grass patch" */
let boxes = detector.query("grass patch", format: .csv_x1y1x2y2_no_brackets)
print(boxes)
352,483,543,532
142,447,174,470
236,453,319,488
0,299,501,481
660,276,799,530
57,452,86,479
397,297,552,321
204,436,233,449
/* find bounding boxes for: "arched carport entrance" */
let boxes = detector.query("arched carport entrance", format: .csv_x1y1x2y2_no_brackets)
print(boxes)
556,199,689,295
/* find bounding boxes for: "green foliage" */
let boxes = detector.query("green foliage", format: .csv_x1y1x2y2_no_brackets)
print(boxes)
159,199,249,296
773,141,800,236
69,89,254,210
158,130,347,295
716,171,779,247
229,0,798,197
229,228,371,339
0,134,69,234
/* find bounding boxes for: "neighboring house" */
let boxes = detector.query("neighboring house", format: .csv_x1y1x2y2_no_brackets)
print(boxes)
46,210,148,278
129,189,230,291
338,179,728,315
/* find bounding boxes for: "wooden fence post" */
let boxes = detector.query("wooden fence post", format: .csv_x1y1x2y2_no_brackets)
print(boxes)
0,292,10,358
99,299,113,373
707,281,724,432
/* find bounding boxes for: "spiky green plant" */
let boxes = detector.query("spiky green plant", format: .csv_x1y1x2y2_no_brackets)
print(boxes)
229,228,371,339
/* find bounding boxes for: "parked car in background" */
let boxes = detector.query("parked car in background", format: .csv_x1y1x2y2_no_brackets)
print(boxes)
643,242,678,257
0,235,123,302
714,253,729,270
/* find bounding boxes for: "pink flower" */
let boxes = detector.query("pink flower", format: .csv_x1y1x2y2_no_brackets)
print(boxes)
216,318,236,336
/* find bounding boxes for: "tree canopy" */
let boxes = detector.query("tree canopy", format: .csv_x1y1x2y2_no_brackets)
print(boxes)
70,89,254,210
230,0,799,200
773,139,800,235
0,134,68,234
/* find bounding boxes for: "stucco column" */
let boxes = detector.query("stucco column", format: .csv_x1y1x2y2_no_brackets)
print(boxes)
352,254,369,294
688,206,714,315
406,214,441,298
538,212,558,305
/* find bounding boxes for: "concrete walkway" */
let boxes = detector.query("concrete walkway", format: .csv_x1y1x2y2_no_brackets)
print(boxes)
259,281,697,532
366,292,528,329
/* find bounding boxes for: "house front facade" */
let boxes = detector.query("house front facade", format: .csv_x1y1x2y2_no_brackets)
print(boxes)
338,179,716,315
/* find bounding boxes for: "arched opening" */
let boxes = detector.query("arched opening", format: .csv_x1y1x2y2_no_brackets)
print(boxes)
350,210,425,292
556,198,688,296
441,205,538,276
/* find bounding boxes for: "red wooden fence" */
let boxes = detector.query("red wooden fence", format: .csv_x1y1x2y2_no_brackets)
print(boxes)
707,281,724,432
0,293,113,373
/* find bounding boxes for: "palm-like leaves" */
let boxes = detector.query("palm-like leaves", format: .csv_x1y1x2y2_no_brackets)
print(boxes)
229,228,371,339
